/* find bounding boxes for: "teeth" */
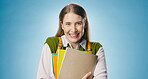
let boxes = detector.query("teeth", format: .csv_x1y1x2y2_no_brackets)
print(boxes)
70,34,78,36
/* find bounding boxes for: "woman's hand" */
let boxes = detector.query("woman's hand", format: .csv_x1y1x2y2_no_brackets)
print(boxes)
49,72,92,79
82,72,92,79
49,76,52,79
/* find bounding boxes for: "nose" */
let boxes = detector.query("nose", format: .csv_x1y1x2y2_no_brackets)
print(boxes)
71,25,77,32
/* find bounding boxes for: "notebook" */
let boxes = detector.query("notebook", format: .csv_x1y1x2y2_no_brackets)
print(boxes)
58,48,97,79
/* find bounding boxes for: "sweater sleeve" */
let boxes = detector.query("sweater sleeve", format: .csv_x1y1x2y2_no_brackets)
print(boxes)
93,46,108,79
36,43,55,79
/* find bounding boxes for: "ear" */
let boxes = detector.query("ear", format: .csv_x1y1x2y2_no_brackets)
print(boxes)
60,21,64,29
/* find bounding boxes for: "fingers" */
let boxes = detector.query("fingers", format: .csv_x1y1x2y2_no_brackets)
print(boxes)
82,72,91,79
49,76,52,79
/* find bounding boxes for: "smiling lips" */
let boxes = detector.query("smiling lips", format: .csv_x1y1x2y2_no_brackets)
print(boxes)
69,33,79,38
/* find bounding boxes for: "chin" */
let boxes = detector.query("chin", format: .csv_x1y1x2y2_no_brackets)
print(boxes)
69,39,79,43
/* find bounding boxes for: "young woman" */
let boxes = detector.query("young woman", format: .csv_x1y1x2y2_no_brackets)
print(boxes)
37,3,107,79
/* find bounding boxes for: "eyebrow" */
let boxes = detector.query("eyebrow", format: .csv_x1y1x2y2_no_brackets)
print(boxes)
64,21,82,23
76,21,82,23
65,22,71,23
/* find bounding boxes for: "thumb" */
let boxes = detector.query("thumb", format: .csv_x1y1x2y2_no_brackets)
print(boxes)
82,72,91,79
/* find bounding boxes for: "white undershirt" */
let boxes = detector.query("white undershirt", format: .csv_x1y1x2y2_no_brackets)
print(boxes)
37,35,107,79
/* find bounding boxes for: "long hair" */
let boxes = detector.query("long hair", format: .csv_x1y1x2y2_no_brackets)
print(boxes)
55,3,90,42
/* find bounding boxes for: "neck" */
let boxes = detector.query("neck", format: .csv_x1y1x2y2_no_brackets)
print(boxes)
65,36,83,49
68,39,82,49
70,42,79,49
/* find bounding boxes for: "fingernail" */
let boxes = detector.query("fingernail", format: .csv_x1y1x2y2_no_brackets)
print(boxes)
89,72,91,75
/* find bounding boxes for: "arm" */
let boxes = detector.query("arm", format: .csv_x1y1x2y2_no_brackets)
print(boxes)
82,46,107,79
37,43,55,79
93,46,107,79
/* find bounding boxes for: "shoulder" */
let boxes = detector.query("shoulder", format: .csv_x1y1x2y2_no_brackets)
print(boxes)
45,36,59,42
91,42,102,48
45,36,59,53
90,42,102,55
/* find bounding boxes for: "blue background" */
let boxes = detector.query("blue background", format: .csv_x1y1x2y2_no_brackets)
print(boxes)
0,0,148,79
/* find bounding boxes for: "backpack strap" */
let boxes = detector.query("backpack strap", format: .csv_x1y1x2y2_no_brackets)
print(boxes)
56,37,62,53
87,42,91,51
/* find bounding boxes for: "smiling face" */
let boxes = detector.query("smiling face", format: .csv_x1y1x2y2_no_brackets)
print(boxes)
61,12,85,45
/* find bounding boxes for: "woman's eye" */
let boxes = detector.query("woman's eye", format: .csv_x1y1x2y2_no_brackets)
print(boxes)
66,23,70,26
76,22,82,26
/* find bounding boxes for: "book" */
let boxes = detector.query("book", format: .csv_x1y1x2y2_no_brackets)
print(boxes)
57,49,66,77
58,48,97,79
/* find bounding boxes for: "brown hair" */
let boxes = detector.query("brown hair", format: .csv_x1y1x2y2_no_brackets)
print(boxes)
55,3,90,42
